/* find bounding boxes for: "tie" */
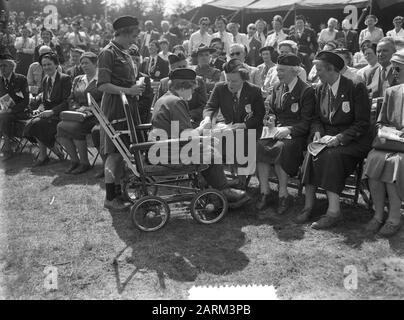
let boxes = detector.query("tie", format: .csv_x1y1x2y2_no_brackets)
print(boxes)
328,87,335,116
47,77,53,100
262,64,269,83
281,84,289,107
149,57,155,74
232,92,238,120
3,78,9,90
233,35,237,43
377,67,387,97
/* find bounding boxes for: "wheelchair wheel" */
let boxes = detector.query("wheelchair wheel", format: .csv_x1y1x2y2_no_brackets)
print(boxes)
131,196,170,232
123,175,157,203
190,189,228,225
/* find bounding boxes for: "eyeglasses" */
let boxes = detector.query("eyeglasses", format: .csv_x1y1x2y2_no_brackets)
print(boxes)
230,52,242,56
393,66,401,73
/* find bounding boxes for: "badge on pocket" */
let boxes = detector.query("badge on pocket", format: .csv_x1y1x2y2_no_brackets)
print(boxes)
291,103,299,113
342,101,350,113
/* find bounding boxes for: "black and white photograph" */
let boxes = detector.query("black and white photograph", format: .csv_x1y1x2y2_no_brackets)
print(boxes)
0,0,404,302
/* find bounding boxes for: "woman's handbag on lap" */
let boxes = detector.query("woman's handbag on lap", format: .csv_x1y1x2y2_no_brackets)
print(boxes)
60,110,91,122
372,127,404,153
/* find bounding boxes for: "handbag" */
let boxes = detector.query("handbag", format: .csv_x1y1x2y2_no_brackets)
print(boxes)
60,111,90,122
372,127,404,153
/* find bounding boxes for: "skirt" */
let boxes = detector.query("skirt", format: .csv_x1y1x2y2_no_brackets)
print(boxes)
362,149,404,200
23,117,59,148
256,137,306,177
302,141,370,194
99,93,136,155
56,117,98,141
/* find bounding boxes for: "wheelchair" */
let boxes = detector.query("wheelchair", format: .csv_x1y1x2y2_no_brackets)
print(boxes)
88,92,228,232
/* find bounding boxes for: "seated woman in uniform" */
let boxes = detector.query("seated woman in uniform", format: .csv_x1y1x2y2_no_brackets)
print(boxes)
56,52,103,174
150,68,250,207
23,52,72,166
362,49,404,237
300,51,371,229
256,54,315,214
0,52,29,160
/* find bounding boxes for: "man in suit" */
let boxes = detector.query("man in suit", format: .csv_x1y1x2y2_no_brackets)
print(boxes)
156,53,207,124
287,15,318,65
201,58,265,186
363,37,397,98
209,38,227,71
300,51,371,229
246,23,263,67
335,19,359,55
0,53,29,160
33,29,64,64
140,40,169,81
139,20,160,58
66,48,85,80
160,20,179,52
256,53,315,214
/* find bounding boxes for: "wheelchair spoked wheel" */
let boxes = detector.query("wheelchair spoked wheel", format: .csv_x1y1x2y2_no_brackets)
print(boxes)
190,189,228,225
123,175,157,203
131,196,170,232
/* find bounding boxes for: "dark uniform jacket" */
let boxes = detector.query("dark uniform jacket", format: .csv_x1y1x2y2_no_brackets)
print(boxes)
40,71,72,118
312,75,370,146
203,81,265,134
246,37,263,67
0,73,29,116
140,55,169,81
287,28,318,56
269,77,315,138
157,75,207,124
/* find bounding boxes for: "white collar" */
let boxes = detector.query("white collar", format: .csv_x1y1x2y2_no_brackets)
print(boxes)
328,75,341,96
86,71,98,84
47,71,58,83
285,77,298,92
380,64,392,72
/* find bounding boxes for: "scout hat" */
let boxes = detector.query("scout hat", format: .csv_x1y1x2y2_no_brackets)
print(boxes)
314,51,345,72
169,68,196,81
113,16,139,30
277,53,300,66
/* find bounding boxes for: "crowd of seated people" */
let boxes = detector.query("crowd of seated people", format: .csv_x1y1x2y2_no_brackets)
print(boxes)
1,12,404,237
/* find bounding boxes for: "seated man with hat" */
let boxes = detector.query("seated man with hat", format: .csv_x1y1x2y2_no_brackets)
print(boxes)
0,52,30,160
194,44,221,94
150,68,250,208
256,53,315,214
156,53,207,125
300,51,371,229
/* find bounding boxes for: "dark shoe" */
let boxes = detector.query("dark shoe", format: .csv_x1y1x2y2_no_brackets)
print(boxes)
295,207,312,224
365,217,384,234
256,193,271,211
222,188,247,203
378,220,402,238
311,213,342,230
94,170,105,179
71,163,92,175
64,162,80,174
33,157,50,167
277,196,292,215
104,198,131,211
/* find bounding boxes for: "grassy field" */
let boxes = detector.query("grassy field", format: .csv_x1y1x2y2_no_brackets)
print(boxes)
1,151,404,300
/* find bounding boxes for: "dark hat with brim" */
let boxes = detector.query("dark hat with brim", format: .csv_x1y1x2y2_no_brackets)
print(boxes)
259,45,274,54
223,58,244,73
314,51,345,71
168,53,187,65
196,44,216,55
113,16,139,30
169,68,196,81
277,53,300,66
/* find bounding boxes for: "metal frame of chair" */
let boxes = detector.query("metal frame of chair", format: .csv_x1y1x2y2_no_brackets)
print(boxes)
87,92,229,232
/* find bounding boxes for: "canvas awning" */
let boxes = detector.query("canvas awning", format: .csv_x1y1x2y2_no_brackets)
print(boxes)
245,0,369,12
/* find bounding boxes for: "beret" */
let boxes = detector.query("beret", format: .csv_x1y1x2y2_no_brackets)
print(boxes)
113,16,138,30
277,53,300,66
259,46,274,54
196,44,216,55
391,49,404,65
169,68,196,81
168,53,187,65
314,51,345,71
223,58,244,73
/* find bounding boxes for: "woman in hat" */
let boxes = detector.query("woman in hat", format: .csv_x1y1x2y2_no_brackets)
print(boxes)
299,51,371,229
256,53,315,214
56,52,102,175
362,49,404,237
23,52,71,166
194,44,221,94
359,15,384,46
97,15,145,211
150,68,249,207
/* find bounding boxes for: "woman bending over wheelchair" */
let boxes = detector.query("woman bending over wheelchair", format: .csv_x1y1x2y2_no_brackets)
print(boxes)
149,68,249,207
362,49,404,237
56,52,103,174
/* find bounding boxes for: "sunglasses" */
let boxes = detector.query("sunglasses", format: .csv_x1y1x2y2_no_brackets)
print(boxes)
249,27,256,30
230,52,242,56
393,66,402,73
